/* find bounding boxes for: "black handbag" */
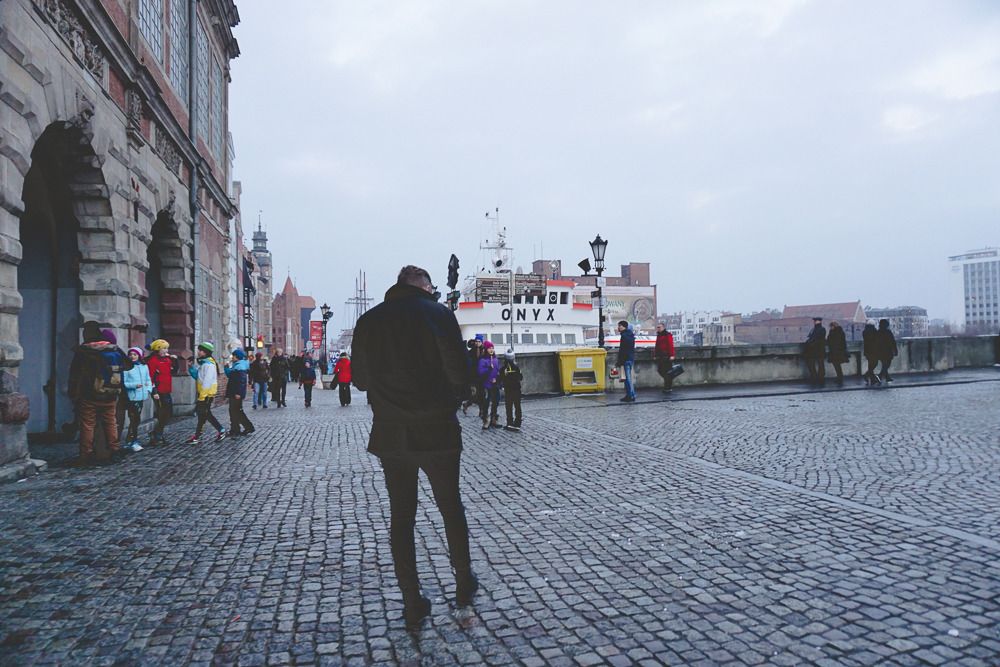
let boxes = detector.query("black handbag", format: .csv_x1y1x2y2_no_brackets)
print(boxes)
666,364,685,379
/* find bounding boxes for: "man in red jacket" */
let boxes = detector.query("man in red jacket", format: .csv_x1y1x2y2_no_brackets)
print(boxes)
654,322,676,393
146,339,179,445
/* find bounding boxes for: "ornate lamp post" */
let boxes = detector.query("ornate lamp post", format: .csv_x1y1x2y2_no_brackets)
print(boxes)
589,235,608,348
320,303,332,369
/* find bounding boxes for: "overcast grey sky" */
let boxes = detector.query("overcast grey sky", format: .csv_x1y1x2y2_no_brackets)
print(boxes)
230,0,1000,326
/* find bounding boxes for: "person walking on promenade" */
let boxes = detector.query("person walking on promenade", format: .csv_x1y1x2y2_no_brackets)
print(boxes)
876,318,898,383
862,321,880,386
477,341,501,430
187,343,225,444
146,339,178,445
352,265,478,630
68,321,130,465
224,348,255,437
616,320,637,402
299,356,317,407
803,317,827,387
654,322,676,394
826,321,849,386
249,352,270,409
122,347,153,452
333,352,353,406
269,349,290,407
501,349,523,431
461,339,483,415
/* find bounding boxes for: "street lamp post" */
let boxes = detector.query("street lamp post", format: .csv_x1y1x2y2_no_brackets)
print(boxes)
320,303,332,369
589,235,608,348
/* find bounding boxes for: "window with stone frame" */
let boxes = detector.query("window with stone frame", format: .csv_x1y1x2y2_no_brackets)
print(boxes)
168,0,189,106
212,57,225,162
195,17,210,142
139,0,164,61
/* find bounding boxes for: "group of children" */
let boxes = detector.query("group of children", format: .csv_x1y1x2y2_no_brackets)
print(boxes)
464,338,524,432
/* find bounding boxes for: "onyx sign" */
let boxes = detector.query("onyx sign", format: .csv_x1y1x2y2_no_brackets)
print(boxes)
502,307,556,322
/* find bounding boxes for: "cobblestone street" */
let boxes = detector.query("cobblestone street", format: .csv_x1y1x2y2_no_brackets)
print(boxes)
2,377,999,666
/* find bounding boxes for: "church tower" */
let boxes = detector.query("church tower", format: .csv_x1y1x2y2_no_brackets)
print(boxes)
252,221,274,348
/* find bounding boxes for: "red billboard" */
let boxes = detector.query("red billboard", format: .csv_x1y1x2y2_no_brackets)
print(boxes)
309,320,323,344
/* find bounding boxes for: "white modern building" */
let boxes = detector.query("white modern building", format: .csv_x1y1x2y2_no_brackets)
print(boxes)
948,248,1000,333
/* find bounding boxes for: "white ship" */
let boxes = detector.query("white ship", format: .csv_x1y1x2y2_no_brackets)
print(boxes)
453,217,596,352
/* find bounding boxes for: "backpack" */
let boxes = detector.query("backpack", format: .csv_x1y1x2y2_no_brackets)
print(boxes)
92,348,124,399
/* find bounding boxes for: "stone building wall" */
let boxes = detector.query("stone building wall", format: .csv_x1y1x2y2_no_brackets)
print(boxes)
0,0,240,476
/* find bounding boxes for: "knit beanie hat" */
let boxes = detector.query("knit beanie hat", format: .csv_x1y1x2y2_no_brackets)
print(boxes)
150,339,169,351
483,341,495,350
100,328,117,345
127,347,145,359
82,321,102,343
505,349,515,361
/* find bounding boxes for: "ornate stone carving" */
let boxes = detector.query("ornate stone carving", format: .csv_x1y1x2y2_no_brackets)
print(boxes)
126,88,144,147
70,89,95,134
154,125,182,176
126,89,142,130
34,0,106,80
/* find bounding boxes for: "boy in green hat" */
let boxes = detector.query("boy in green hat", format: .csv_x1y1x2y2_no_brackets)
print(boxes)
187,342,225,443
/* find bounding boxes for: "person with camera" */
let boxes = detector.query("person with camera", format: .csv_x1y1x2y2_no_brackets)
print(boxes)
223,348,255,437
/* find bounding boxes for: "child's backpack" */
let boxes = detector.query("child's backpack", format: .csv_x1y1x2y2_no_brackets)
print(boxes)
92,348,124,399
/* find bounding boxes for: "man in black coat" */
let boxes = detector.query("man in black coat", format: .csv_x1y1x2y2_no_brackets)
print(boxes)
803,317,827,386
269,349,291,407
352,265,478,630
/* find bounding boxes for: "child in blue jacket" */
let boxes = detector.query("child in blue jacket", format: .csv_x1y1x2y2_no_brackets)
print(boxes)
123,347,153,451
224,348,255,437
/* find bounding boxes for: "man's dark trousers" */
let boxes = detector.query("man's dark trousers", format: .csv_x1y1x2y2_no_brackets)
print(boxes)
656,358,674,390
379,451,471,598
271,380,287,406
806,356,825,384
338,382,351,406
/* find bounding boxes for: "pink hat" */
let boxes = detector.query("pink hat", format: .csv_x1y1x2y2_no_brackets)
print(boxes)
128,347,144,358
483,341,495,350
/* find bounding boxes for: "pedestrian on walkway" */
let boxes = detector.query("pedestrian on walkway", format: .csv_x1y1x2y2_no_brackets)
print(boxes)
249,352,270,409
876,318,898,383
501,349,523,431
654,322,676,394
187,343,225,443
224,348,254,437
477,341,501,429
333,352,352,406
461,338,483,415
862,321,880,386
352,265,478,630
616,320,637,402
803,317,827,387
826,321,849,386
68,321,130,465
122,347,153,452
269,348,290,407
299,357,317,407
146,339,178,445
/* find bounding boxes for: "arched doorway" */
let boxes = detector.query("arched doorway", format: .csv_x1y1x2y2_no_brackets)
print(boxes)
17,123,104,441
144,207,186,349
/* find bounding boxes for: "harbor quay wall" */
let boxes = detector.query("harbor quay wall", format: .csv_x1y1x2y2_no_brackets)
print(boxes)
514,335,999,395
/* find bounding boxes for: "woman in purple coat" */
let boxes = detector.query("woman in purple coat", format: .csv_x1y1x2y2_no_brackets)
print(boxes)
477,341,501,430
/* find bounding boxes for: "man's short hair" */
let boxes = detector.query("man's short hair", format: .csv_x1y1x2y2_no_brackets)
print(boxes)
618,320,629,328
397,265,432,288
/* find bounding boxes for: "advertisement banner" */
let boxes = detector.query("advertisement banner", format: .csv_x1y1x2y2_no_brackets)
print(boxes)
309,320,323,343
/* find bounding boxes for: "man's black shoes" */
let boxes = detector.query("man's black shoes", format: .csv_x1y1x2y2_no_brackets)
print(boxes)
456,573,479,607
403,596,431,630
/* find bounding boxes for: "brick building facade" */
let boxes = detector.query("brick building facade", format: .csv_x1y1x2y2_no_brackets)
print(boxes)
0,0,240,476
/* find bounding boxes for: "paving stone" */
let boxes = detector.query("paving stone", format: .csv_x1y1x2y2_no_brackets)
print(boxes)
0,382,998,665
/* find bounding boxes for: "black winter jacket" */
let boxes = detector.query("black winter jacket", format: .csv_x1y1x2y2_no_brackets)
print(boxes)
826,326,848,364
804,324,826,358
353,284,469,453
269,355,290,382
876,325,898,360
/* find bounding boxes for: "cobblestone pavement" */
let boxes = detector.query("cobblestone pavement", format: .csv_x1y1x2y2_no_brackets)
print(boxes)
1,379,999,665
